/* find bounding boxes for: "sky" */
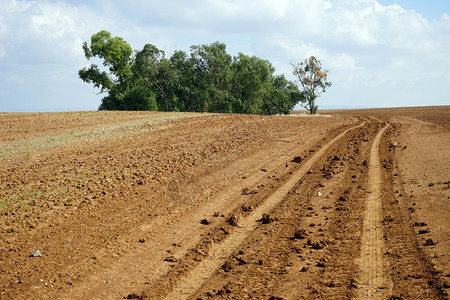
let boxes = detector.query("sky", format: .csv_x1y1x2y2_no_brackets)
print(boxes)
0,0,449,112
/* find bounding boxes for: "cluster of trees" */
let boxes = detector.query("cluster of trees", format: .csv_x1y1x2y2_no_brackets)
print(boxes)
79,30,304,114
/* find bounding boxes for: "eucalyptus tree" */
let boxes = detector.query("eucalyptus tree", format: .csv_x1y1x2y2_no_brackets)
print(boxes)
262,75,304,115
189,42,233,112
232,53,275,114
292,56,331,114
79,30,134,110
134,44,174,111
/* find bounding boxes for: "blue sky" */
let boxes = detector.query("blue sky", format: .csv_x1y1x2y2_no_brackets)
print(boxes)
0,0,449,112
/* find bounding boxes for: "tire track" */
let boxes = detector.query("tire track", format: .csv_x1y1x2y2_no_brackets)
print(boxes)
164,121,366,299
356,123,393,299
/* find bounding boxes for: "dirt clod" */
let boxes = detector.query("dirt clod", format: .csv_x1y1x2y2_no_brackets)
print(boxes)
222,260,235,272
241,205,253,212
294,229,307,239
425,239,437,246
413,222,427,227
126,293,143,299
227,215,239,226
311,241,324,249
200,219,211,225
164,256,178,262
260,213,278,224
291,156,303,163
241,188,258,195
316,262,326,268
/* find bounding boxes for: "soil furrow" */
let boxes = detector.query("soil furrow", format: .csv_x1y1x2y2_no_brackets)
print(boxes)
378,124,446,299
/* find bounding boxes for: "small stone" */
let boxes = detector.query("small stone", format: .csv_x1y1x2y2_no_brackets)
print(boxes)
138,239,145,243
300,266,309,272
30,250,42,257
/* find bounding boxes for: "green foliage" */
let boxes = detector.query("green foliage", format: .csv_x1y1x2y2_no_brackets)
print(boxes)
134,44,174,111
80,30,306,114
292,56,331,115
79,30,134,110
232,53,274,114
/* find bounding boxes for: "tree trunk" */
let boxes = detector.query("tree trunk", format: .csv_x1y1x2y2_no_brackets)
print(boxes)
309,100,314,115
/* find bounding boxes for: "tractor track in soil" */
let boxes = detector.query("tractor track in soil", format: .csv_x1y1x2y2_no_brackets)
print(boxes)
355,122,392,298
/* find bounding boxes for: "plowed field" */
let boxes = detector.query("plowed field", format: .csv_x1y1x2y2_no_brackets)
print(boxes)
0,107,448,299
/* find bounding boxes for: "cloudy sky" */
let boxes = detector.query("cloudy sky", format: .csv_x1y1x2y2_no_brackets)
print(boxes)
0,0,449,112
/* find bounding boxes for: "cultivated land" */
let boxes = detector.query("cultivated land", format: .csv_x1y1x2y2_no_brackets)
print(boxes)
0,107,448,299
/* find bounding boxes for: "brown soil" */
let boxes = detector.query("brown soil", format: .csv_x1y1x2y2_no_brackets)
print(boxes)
0,107,448,299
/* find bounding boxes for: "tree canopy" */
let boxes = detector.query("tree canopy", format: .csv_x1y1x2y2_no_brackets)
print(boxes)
292,56,331,115
80,30,306,114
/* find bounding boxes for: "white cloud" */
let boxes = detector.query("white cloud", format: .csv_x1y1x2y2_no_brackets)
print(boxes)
0,0,449,111
0,0,109,65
